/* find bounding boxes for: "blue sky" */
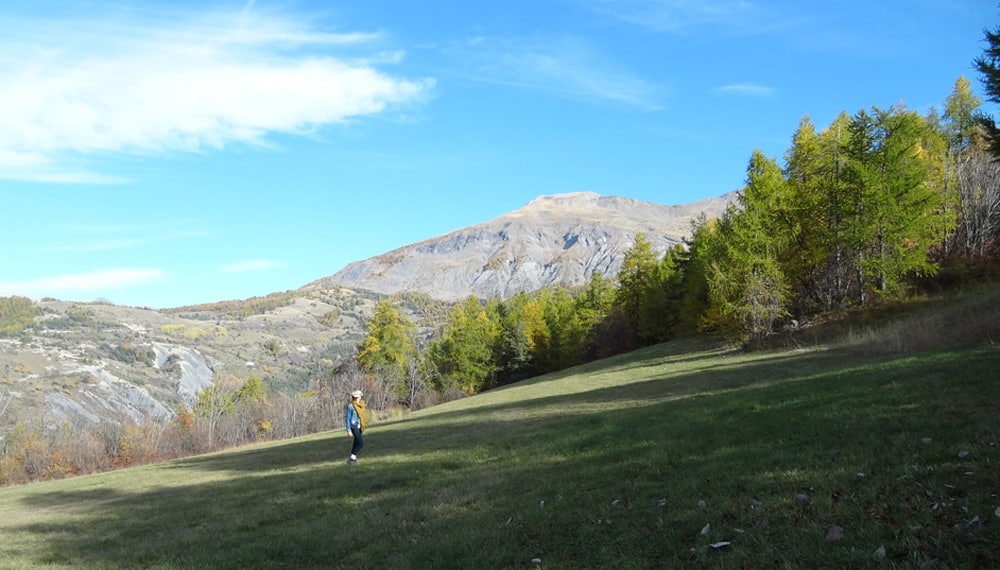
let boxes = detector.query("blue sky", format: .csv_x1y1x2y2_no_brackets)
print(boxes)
0,0,994,308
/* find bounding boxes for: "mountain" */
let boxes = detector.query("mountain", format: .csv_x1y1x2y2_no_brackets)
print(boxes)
303,191,736,301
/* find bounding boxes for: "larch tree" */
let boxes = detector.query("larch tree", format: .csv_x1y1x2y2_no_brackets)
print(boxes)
356,299,418,401
614,232,659,343
944,76,984,154
426,296,500,394
844,107,948,299
707,150,792,343
575,271,617,360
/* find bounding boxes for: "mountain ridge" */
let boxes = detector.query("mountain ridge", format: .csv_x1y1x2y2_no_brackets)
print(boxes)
303,191,736,301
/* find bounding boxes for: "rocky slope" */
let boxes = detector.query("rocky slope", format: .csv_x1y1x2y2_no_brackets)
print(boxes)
303,191,735,300
0,289,388,430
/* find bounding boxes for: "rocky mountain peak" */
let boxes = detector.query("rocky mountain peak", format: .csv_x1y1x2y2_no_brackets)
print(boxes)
303,191,735,301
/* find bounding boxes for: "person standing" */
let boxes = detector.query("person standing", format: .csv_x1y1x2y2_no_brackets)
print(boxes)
345,390,367,465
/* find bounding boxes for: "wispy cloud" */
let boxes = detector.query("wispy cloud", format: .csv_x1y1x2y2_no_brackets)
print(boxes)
220,260,285,273
445,35,661,109
0,268,165,298
31,220,208,254
586,0,754,32
713,83,776,97
0,5,434,183
584,0,807,37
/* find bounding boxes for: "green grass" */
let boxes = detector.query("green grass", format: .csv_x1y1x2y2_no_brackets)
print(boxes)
0,336,998,569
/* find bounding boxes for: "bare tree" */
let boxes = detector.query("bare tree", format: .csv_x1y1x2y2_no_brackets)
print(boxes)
953,150,1000,258
195,373,240,449
404,361,435,411
0,390,10,420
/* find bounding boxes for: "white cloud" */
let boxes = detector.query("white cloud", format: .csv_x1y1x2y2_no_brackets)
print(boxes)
220,260,285,273
0,269,165,297
0,6,434,183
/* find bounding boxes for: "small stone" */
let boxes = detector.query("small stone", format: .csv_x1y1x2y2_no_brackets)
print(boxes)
795,493,810,504
709,541,731,549
921,437,932,444
875,545,886,558
531,558,542,565
958,450,970,458
994,506,1000,519
826,525,844,542
697,499,707,509
700,523,711,535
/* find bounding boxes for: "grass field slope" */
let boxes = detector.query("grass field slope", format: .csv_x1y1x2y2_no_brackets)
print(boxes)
0,291,998,569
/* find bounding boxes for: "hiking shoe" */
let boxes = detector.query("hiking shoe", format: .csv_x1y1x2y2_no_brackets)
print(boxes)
346,458,356,465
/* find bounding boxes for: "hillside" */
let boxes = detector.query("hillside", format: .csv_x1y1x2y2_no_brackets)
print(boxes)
0,289,400,430
0,292,997,568
304,191,736,301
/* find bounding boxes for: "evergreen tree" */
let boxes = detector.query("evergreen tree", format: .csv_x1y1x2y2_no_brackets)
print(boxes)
637,244,686,344
974,21,1000,157
676,215,718,334
489,296,534,385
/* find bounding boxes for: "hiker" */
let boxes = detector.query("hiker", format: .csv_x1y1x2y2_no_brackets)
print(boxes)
345,390,367,465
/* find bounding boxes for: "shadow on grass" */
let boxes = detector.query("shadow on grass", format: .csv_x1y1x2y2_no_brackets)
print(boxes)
7,347,999,569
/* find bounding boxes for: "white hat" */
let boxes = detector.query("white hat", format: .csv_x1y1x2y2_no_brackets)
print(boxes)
351,390,363,399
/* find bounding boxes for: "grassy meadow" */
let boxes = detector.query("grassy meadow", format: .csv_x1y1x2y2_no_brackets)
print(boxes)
1,294,998,568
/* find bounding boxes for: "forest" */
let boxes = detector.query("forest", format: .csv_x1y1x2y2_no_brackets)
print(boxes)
354,75,1000,400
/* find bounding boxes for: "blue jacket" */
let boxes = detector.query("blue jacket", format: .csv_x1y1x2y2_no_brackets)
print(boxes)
345,402,361,432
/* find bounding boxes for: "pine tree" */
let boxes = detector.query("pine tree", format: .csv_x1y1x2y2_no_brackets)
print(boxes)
974,21,1000,157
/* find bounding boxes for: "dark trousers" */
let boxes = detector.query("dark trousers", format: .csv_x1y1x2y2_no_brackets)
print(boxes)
350,425,364,456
